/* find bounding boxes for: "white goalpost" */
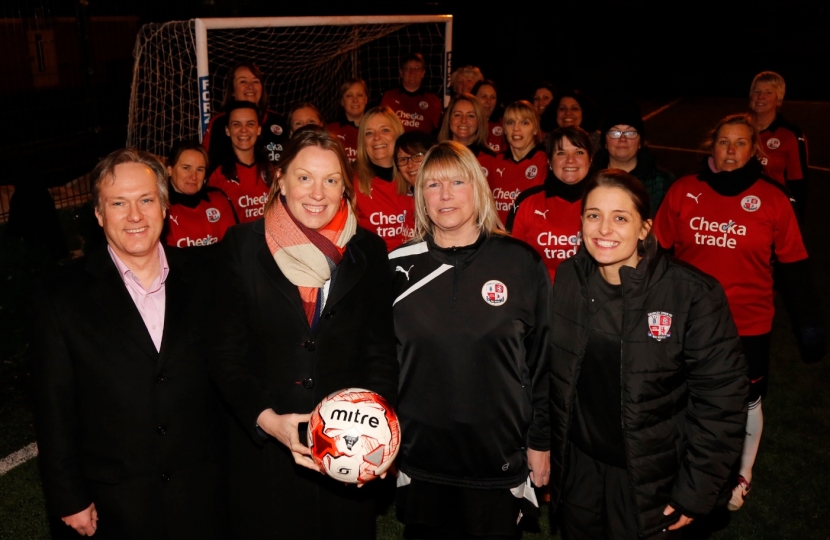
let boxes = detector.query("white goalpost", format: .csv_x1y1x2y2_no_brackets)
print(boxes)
128,15,453,157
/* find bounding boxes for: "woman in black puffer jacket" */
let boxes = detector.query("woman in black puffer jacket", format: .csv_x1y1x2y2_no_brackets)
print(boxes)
549,169,748,539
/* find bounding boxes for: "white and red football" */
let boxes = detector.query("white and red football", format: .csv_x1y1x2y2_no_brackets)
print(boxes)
307,388,400,484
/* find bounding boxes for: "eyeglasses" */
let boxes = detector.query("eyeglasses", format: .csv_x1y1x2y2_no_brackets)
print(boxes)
607,130,640,139
396,153,426,167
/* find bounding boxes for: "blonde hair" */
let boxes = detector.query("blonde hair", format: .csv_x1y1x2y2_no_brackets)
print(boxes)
438,93,488,147
414,141,503,241
355,106,405,195
750,71,786,103
503,100,542,145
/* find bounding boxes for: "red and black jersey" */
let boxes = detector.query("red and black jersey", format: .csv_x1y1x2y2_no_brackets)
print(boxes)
355,177,416,252
207,162,270,224
510,184,582,282
758,116,808,184
654,173,807,335
203,109,287,164
380,87,443,134
327,118,359,162
164,187,238,248
485,120,505,154
487,146,547,225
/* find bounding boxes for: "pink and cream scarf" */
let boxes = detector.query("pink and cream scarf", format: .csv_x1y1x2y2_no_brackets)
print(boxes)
264,196,356,326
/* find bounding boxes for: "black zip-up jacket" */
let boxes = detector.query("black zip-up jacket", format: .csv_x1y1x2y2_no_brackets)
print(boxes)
550,246,748,537
390,233,551,488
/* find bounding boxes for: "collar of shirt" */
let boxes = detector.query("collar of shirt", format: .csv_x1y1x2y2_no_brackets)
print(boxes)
108,243,170,292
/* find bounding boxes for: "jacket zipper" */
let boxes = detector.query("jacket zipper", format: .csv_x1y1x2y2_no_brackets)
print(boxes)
619,280,645,538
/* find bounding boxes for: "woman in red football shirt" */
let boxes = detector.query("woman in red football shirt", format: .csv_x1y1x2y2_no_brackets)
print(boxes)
488,101,547,225
653,113,824,511
164,140,237,248
508,126,594,282
354,106,411,251
327,78,368,161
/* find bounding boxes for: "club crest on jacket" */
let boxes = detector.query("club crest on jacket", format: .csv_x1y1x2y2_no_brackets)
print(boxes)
647,311,672,340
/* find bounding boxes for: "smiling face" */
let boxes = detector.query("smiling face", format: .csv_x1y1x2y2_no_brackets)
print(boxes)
342,82,368,123
533,88,554,114
95,162,165,266
232,66,263,104
449,100,479,146
475,84,497,119
556,96,583,128
713,123,754,172
605,124,640,164
423,168,478,247
582,186,651,282
277,145,345,230
225,107,262,153
364,113,398,168
749,81,781,116
503,111,538,157
289,106,322,135
167,149,207,195
551,137,591,185
396,147,424,186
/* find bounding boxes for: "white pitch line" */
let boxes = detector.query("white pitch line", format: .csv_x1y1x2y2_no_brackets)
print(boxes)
649,145,830,172
642,98,682,121
649,144,707,154
0,442,38,476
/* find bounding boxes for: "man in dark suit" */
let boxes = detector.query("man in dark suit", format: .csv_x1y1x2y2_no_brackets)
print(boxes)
30,148,227,539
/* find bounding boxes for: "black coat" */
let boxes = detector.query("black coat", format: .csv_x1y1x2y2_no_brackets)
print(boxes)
29,245,228,540
549,247,748,537
209,220,398,539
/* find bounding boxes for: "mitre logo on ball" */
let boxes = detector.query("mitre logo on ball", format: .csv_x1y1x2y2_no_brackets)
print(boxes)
308,388,400,484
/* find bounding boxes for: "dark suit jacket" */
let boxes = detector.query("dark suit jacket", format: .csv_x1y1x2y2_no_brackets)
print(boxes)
209,220,398,539
30,244,227,540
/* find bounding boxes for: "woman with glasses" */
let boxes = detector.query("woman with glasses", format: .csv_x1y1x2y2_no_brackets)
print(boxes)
591,108,675,215
394,131,436,189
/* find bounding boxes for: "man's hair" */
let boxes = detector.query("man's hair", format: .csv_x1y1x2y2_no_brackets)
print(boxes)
400,53,425,70
91,148,168,212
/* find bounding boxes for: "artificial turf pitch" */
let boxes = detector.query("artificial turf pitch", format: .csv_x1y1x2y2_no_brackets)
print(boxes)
1,97,828,539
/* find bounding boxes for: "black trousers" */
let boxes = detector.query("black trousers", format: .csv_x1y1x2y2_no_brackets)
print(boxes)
560,444,683,540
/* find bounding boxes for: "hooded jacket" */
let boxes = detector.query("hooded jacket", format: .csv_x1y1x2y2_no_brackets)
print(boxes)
550,246,748,537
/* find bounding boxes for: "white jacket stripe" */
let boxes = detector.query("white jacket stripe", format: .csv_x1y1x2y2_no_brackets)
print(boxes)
393,264,453,306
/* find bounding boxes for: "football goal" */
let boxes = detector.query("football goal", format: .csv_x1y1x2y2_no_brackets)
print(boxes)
127,15,453,156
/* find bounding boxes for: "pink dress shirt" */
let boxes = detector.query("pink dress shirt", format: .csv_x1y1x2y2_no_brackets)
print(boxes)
108,243,170,351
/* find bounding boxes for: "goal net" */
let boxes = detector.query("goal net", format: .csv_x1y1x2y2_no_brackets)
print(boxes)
128,15,452,157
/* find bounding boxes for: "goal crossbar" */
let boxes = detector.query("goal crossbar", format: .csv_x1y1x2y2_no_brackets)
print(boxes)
194,15,453,137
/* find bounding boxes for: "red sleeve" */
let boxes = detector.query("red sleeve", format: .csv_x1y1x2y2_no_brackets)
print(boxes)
511,202,530,241
653,181,682,249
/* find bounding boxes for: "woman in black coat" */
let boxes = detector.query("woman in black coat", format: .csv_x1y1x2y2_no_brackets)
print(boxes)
209,126,398,539
549,170,748,539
